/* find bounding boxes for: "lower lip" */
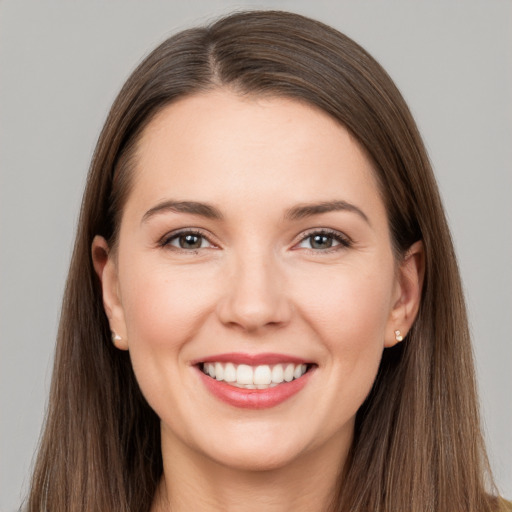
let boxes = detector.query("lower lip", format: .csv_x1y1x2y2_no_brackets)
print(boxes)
197,367,314,409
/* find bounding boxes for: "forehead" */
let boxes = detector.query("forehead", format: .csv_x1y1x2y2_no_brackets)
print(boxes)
127,90,384,221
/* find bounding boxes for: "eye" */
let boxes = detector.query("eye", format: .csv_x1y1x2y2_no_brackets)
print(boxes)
162,230,214,251
296,230,351,251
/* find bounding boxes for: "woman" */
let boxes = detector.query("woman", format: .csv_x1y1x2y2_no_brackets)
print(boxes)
25,10,508,512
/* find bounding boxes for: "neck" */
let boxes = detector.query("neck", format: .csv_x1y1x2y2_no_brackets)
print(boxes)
152,427,351,512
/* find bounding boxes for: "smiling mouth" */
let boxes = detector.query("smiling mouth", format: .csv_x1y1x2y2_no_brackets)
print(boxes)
200,362,313,389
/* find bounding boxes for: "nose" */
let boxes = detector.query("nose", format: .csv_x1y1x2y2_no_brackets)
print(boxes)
216,250,292,332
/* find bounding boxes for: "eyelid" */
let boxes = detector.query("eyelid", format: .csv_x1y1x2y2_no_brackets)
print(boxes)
157,227,352,252
292,228,352,251
159,228,219,250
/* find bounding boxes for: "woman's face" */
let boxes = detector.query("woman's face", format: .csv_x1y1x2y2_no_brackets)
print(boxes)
97,90,419,472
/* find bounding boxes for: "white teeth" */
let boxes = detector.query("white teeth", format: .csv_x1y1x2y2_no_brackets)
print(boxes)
214,362,224,381
253,365,272,385
271,364,284,383
236,364,253,384
201,361,309,388
294,364,307,379
223,362,236,382
284,364,295,382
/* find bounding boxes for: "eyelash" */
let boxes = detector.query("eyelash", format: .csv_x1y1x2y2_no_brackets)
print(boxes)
295,229,352,253
159,229,215,253
159,228,352,254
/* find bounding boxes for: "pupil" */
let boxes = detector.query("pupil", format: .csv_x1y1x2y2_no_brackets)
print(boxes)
180,234,201,249
311,234,332,249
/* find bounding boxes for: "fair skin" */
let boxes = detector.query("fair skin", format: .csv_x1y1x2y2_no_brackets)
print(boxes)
92,90,423,512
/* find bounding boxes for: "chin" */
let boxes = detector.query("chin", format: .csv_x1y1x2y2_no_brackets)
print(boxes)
195,426,315,473
208,445,303,473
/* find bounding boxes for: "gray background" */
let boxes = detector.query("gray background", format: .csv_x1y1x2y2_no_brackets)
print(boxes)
1,1,511,509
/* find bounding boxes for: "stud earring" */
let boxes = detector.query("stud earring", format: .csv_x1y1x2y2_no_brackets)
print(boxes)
111,332,122,344
394,330,404,342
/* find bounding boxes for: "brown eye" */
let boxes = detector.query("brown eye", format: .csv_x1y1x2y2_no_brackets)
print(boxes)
181,234,202,249
310,234,334,249
296,230,351,251
165,231,212,250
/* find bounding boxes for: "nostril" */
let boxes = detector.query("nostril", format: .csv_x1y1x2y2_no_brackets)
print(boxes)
216,294,293,332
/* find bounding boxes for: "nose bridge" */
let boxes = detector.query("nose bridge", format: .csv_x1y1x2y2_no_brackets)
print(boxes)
217,245,291,331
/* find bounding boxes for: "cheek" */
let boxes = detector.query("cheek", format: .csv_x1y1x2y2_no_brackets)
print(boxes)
291,260,394,401
116,260,221,420
120,261,216,348
293,260,394,344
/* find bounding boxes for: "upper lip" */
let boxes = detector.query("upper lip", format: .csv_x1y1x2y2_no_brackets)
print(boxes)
190,352,312,366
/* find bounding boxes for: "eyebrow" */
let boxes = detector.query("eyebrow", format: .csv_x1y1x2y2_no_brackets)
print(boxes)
141,200,224,223
141,199,369,225
284,200,370,225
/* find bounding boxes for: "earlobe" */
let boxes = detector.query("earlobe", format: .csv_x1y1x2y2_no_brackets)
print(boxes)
385,241,425,347
91,235,129,350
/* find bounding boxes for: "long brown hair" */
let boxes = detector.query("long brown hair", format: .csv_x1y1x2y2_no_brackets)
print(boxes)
26,10,501,512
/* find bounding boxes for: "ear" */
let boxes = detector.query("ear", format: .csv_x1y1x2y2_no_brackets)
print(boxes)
91,235,129,350
385,241,425,347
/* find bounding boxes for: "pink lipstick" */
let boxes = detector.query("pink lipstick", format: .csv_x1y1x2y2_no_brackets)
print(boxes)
193,353,315,409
